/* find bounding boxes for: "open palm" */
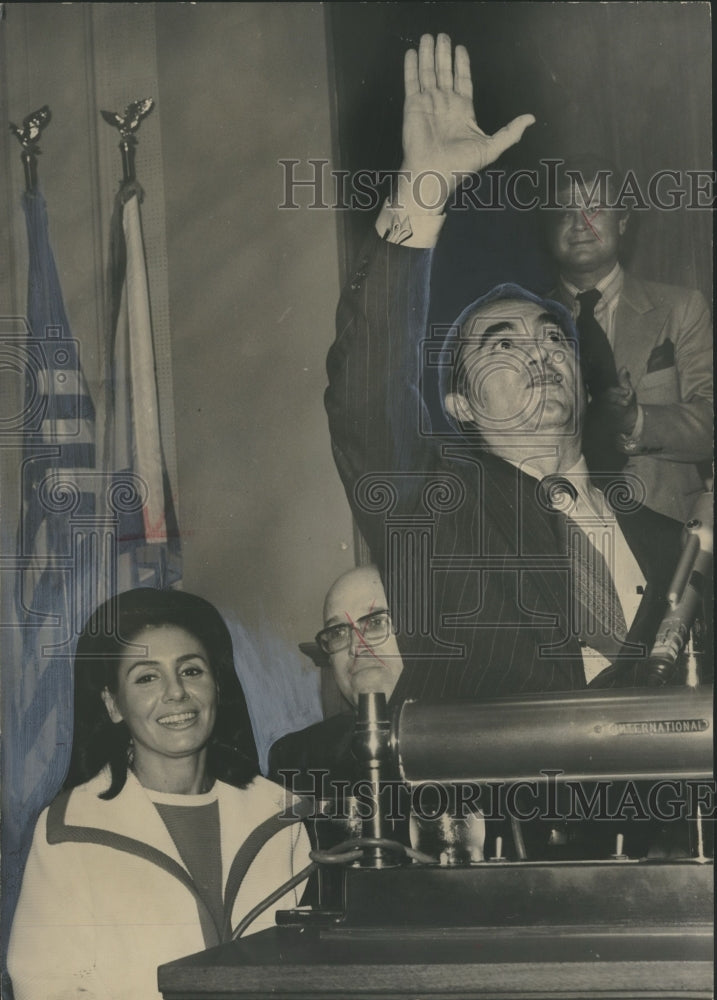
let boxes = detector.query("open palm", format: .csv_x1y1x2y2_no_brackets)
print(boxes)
402,35,534,194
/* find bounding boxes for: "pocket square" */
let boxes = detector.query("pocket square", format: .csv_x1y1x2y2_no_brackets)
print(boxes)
646,339,674,373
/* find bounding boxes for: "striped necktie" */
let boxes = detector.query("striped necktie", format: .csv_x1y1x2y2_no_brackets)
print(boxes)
540,476,628,660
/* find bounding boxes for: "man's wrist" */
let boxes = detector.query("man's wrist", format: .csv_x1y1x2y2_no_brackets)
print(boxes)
618,404,645,452
376,200,446,249
390,170,450,215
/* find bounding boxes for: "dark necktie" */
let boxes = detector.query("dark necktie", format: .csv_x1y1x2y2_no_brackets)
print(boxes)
576,288,627,474
576,288,618,396
540,475,628,661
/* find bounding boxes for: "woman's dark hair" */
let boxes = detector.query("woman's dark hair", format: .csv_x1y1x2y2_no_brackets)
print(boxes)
64,588,259,799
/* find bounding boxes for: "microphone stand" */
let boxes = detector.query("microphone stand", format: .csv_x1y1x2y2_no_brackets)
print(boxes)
648,491,713,686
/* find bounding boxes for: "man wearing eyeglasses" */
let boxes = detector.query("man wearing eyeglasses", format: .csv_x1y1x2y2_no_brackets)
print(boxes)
268,565,405,794
316,564,404,707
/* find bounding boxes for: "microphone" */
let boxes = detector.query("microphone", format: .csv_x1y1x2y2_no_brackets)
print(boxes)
647,491,713,685
352,692,398,868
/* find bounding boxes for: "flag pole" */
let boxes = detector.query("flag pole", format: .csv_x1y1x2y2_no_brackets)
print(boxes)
100,94,182,592
120,138,137,185
8,105,52,192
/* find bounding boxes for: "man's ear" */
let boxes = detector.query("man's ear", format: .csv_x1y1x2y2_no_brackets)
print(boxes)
101,687,124,724
444,392,474,425
618,214,628,237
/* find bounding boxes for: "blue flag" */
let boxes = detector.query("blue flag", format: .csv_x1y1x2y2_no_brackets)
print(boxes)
4,189,97,938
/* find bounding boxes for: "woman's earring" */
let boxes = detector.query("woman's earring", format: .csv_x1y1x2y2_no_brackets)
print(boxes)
127,738,135,769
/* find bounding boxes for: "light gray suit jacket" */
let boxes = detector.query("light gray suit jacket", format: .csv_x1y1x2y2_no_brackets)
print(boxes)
553,273,712,522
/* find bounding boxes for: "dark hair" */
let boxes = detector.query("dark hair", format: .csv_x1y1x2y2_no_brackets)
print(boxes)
64,588,259,799
553,153,625,203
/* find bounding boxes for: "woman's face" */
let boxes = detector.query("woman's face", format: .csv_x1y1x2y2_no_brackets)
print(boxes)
102,624,218,771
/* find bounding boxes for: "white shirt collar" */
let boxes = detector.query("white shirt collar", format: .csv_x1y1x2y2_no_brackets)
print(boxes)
517,455,611,522
517,454,587,484
560,262,623,305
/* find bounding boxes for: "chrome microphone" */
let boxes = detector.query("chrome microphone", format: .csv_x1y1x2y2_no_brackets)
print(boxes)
648,491,713,685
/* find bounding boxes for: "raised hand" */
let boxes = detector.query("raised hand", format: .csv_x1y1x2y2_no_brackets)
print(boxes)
400,34,534,206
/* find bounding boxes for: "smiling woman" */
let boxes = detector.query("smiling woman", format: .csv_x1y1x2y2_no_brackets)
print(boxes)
7,589,311,1000
101,624,220,795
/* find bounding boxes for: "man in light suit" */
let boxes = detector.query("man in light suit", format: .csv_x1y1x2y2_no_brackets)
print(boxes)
326,34,695,700
544,156,712,522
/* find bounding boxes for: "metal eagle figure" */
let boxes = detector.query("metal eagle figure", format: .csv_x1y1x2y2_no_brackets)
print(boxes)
100,98,155,142
9,105,51,153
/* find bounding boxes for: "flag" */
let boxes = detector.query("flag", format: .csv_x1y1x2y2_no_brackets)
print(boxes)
105,180,181,590
4,187,98,938
227,618,323,775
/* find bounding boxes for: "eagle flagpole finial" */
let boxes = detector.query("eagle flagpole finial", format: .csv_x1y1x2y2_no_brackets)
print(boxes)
100,98,155,184
9,105,52,191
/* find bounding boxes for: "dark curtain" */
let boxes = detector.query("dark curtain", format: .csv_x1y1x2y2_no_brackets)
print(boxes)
327,2,712,318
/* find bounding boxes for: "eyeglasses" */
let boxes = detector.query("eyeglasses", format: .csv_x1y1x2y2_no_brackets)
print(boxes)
315,609,392,656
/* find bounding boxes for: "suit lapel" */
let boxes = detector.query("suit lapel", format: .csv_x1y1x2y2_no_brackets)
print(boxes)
436,447,569,624
615,505,680,651
586,507,676,689
552,275,671,387
616,503,681,590
614,275,670,384
476,452,569,617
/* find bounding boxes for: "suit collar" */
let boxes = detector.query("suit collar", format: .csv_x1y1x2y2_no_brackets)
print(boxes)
618,272,657,315
553,269,651,313
558,262,623,307
457,447,677,597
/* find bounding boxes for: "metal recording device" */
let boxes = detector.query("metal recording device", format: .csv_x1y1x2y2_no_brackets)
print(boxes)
648,490,713,685
396,686,713,784
271,686,711,997
160,686,714,998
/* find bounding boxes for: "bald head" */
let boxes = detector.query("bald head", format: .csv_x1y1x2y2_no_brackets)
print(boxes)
323,565,385,624
320,565,403,708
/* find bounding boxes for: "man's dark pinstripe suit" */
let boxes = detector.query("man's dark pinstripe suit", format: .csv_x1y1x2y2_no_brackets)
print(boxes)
325,232,684,700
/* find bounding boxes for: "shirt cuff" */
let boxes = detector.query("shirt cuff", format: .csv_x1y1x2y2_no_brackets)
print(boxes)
618,404,645,453
375,201,446,249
